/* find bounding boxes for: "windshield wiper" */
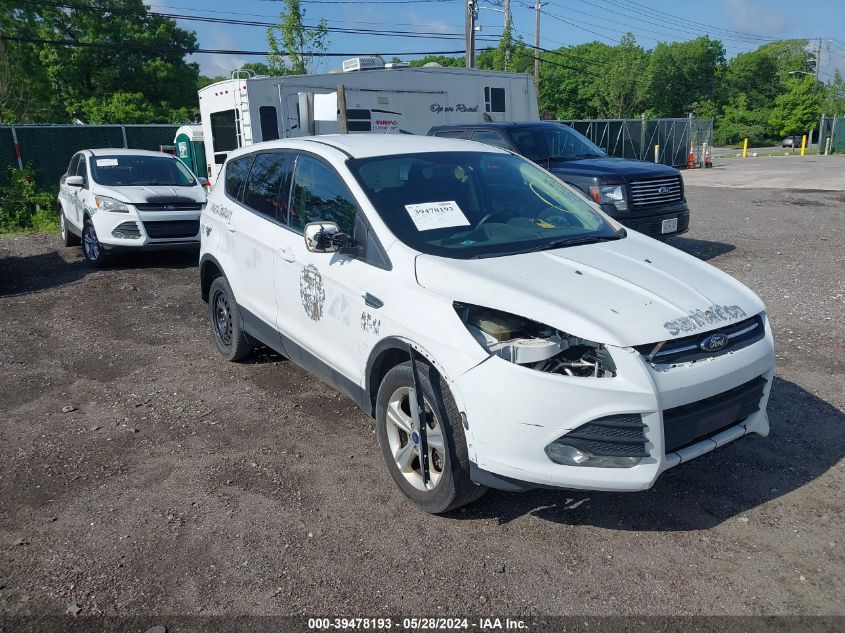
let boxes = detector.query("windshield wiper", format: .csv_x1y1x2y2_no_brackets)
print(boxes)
520,234,624,253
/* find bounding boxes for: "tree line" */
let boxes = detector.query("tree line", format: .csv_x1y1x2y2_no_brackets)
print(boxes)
3,0,844,147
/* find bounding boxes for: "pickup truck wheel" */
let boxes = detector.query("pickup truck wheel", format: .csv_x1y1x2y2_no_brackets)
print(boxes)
60,209,80,247
82,220,109,267
208,276,253,362
376,360,486,513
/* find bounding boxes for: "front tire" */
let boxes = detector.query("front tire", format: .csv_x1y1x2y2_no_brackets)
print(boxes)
208,276,253,362
376,360,486,513
81,219,109,267
60,208,80,247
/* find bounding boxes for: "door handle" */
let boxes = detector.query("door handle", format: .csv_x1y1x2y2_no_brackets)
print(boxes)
278,247,296,262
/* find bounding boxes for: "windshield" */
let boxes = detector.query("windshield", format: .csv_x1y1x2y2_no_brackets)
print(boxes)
349,151,622,259
90,155,196,187
510,125,605,162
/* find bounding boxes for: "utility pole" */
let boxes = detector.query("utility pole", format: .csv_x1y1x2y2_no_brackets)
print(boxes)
813,38,822,84
465,0,478,68
533,1,546,86
503,0,511,69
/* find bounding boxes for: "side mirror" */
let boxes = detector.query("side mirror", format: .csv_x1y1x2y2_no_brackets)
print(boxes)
304,221,355,253
65,175,84,187
198,177,210,189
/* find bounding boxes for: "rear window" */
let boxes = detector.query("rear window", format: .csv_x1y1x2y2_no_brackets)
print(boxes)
90,155,195,187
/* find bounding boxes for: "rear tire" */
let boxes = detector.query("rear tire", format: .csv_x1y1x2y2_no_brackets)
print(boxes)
81,219,109,267
208,276,253,362
60,209,80,247
376,360,486,513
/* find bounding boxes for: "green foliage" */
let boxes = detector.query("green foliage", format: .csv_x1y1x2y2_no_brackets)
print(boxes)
644,37,725,117
267,0,330,75
712,95,772,145
822,70,845,116
79,91,157,124
769,76,824,136
2,0,200,123
408,55,466,68
598,33,647,118
0,165,57,233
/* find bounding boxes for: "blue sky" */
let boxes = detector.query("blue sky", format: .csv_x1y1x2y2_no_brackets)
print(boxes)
150,0,845,80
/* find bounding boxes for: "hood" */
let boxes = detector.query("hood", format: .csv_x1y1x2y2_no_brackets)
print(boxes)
415,233,764,348
547,157,679,179
93,184,206,205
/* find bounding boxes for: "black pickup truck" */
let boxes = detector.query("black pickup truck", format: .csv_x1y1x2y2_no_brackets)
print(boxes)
428,121,689,239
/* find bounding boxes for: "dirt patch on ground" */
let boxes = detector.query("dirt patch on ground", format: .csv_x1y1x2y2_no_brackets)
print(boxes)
0,186,843,626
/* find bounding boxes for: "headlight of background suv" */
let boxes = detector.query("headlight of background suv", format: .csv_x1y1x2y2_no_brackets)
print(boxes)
454,303,616,378
588,184,628,211
94,195,129,213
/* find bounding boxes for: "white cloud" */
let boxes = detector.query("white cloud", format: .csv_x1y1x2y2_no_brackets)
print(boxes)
181,22,258,78
722,0,789,37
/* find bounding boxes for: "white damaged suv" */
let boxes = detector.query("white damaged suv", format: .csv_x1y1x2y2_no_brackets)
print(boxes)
58,149,206,266
199,135,775,513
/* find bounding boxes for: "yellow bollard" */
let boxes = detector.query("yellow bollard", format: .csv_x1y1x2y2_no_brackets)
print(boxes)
800,134,807,156
742,138,748,158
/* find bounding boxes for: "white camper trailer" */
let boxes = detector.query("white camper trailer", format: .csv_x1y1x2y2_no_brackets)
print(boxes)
197,59,540,183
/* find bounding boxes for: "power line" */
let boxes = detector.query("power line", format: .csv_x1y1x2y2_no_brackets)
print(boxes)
0,34,475,57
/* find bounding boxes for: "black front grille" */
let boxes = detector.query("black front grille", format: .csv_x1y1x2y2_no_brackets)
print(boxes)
559,414,649,457
663,376,766,453
623,211,689,237
135,201,203,211
143,220,200,239
629,176,683,207
636,314,764,365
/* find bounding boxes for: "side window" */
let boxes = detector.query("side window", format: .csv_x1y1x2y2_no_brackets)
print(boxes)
471,129,510,149
76,157,88,185
259,106,280,141
67,154,80,177
241,152,292,221
289,155,357,234
434,130,468,139
224,155,252,201
484,87,506,113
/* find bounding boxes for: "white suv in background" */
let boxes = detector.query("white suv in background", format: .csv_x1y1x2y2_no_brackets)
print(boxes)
58,149,207,266
199,135,775,513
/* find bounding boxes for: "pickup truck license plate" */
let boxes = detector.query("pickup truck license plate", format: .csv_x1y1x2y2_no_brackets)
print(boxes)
661,217,678,234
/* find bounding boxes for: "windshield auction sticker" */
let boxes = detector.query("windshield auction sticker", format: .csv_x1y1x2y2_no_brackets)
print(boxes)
404,200,470,231
95,158,118,167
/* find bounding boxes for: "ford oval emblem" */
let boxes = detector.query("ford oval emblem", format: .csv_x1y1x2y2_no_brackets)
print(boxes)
658,186,670,194
700,332,728,352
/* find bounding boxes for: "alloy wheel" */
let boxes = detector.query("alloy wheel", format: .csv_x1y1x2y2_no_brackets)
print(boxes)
83,224,100,260
384,386,445,491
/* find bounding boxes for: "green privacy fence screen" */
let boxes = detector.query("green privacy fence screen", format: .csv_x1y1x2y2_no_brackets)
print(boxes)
1,124,180,190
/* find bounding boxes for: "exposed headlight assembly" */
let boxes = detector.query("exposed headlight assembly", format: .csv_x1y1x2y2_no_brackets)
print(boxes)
454,303,616,378
94,195,130,213
588,184,628,211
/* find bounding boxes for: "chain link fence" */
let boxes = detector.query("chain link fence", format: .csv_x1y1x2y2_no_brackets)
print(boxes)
558,117,714,168
1,124,180,190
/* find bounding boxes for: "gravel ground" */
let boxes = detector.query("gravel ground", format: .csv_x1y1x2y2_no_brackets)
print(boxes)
0,185,843,628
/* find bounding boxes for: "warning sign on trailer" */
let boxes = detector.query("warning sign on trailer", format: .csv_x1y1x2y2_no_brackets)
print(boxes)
404,200,470,231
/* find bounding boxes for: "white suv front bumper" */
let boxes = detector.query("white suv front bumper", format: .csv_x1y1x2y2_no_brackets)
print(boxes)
91,207,201,248
453,317,776,492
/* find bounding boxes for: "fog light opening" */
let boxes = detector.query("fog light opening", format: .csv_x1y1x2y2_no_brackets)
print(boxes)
544,442,642,468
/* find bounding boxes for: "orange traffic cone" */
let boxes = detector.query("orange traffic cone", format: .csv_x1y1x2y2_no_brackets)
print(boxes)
687,147,696,169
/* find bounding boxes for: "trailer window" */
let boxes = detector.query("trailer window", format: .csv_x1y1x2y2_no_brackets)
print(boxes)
484,87,506,113
346,109,372,132
210,109,240,159
259,106,280,141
